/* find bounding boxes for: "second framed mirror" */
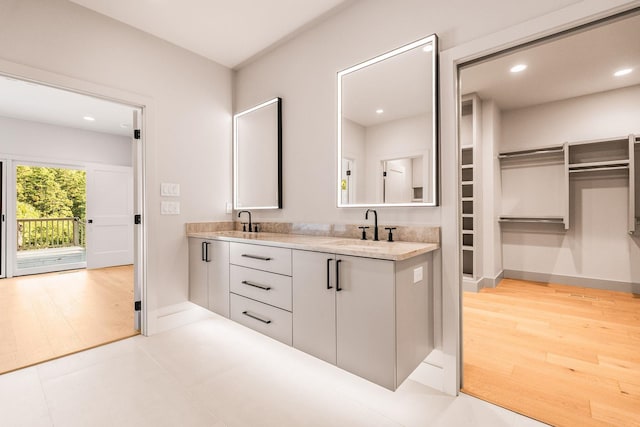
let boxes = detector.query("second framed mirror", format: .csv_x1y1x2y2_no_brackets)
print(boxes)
337,34,439,207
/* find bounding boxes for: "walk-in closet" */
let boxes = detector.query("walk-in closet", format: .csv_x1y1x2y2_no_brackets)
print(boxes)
459,10,640,427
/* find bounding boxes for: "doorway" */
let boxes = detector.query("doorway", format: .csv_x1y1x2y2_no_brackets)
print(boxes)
0,73,145,372
458,10,640,427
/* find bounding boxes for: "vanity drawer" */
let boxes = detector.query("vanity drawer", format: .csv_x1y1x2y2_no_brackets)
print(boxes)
230,293,292,346
230,265,292,311
230,242,292,276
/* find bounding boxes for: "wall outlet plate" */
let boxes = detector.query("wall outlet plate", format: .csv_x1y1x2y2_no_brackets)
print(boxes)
226,202,232,214
161,183,180,197
413,266,423,283
161,201,180,215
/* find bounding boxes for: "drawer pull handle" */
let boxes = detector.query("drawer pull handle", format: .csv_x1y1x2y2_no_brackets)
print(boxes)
241,254,272,261
242,310,272,324
241,280,271,291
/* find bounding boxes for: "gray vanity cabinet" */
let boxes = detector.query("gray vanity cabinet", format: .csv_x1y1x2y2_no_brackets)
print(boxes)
188,238,230,317
292,249,430,390
291,250,337,365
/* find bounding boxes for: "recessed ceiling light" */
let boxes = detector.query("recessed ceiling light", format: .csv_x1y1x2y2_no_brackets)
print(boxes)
510,64,527,73
120,123,130,128
83,116,95,122
422,44,433,53
614,68,632,77
376,109,384,114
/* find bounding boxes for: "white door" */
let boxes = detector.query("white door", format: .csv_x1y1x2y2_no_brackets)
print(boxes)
383,159,413,203
86,165,133,269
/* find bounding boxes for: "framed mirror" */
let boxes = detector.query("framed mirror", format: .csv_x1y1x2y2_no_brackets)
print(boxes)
233,97,282,210
337,34,439,207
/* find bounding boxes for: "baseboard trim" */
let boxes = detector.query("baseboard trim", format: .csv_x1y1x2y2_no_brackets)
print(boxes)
503,270,640,294
463,271,504,293
147,302,214,335
411,349,445,392
480,270,503,289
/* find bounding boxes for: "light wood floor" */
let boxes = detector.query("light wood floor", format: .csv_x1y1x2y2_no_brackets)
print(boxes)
0,265,138,374
463,279,640,427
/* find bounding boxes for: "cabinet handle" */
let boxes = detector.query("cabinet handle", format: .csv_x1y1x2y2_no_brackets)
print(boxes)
242,310,272,324
205,242,211,262
241,254,272,261
201,241,212,262
201,242,206,261
241,280,271,291
336,259,342,292
326,258,333,289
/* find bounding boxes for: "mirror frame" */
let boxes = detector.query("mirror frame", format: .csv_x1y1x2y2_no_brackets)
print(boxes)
337,34,439,208
233,97,283,210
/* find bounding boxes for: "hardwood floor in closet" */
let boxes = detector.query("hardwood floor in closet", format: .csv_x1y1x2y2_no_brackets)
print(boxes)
463,279,640,427
0,265,138,374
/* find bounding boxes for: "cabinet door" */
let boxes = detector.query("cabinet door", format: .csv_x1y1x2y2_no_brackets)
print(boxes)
188,238,209,308
336,255,396,390
208,240,230,317
292,250,336,365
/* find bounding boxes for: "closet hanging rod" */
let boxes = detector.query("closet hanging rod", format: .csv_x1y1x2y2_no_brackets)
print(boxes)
498,216,565,224
498,146,564,159
569,165,629,173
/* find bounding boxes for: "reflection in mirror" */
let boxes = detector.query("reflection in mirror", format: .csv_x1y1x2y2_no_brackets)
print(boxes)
338,34,438,207
233,97,282,210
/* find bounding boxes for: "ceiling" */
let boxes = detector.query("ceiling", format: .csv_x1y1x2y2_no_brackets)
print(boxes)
69,0,350,69
0,76,135,137
0,0,350,135
461,13,640,110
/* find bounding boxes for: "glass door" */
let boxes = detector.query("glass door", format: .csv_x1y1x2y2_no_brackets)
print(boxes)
15,163,87,276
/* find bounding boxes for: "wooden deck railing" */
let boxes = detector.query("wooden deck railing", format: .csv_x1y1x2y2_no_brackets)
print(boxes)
17,217,86,251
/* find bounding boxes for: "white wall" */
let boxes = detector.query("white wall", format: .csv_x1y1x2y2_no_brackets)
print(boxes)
0,0,233,322
501,85,640,150
499,85,640,284
364,114,431,203
480,100,503,282
0,115,131,166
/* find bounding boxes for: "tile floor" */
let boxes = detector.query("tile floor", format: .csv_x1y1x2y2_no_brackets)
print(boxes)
0,315,549,426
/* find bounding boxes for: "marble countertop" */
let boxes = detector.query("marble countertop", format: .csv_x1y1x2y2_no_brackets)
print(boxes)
187,230,439,261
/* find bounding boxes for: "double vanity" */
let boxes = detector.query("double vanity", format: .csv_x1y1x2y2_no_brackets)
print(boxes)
211,33,441,391
187,226,438,390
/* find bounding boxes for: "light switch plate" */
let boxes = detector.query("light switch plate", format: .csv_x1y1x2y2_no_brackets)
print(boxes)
161,183,180,197
413,266,423,283
225,202,232,214
161,201,180,215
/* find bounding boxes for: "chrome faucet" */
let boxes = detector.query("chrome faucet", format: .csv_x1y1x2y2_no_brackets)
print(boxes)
365,209,379,241
238,210,252,232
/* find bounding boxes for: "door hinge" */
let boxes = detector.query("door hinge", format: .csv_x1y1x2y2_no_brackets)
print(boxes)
134,301,141,311
134,214,142,224
134,129,141,140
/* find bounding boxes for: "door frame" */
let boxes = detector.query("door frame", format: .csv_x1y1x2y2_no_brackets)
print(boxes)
0,62,149,335
0,159,5,279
